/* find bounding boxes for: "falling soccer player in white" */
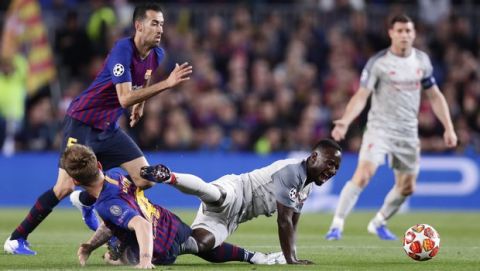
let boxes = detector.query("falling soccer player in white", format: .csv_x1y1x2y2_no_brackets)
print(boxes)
324,14,457,241
141,139,342,264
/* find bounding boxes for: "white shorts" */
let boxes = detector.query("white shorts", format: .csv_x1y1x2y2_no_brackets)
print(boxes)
358,129,420,174
190,174,244,247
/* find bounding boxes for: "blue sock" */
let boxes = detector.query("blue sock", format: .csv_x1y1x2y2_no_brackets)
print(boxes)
11,188,59,240
79,190,96,206
197,242,254,263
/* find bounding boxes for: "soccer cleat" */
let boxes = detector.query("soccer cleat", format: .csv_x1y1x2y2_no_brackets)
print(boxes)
325,228,342,240
367,221,397,240
140,164,176,184
250,252,286,265
70,190,100,231
4,237,37,255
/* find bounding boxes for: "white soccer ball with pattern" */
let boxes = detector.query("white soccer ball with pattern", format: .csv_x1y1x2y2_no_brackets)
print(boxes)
403,224,440,261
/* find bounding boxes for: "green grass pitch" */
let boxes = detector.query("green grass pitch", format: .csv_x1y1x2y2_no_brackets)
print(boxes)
0,209,479,270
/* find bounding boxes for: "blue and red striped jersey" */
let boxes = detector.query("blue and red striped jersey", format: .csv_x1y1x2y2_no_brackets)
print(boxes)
94,171,180,260
67,37,164,130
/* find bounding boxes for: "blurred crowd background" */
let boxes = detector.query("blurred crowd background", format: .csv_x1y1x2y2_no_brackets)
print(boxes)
0,0,479,155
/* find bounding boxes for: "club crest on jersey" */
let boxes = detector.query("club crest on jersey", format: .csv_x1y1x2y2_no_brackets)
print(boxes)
110,205,122,216
289,187,297,201
113,63,125,77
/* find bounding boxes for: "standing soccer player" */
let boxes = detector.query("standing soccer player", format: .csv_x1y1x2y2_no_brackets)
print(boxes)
4,3,192,255
324,14,457,241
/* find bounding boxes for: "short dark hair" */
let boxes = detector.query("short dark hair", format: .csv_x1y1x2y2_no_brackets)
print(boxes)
313,139,342,153
132,2,163,25
60,144,99,185
389,14,413,28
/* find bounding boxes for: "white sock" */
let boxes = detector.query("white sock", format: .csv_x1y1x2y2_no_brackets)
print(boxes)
173,173,221,203
330,181,363,231
373,187,406,226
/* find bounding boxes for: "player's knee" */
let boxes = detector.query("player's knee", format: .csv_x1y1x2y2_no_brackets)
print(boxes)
353,171,373,188
192,229,215,253
400,184,415,196
196,238,214,253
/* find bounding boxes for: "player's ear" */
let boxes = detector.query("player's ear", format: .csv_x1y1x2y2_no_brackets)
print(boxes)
310,150,318,161
135,20,143,32
72,178,80,186
97,161,103,171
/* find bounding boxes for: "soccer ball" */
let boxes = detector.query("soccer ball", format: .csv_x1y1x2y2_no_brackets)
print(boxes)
403,224,440,261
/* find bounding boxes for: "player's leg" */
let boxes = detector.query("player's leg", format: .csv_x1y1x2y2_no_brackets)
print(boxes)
325,160,378,240
140,164,223,204
121,156,154,189
370,171,416,226
368,145,419,240
4,169,73,255
187,228,284,264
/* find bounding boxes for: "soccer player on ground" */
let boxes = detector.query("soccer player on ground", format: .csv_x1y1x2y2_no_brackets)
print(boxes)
60,144,285,269
324,14,457,241
4,3,192,255
141,139,342,264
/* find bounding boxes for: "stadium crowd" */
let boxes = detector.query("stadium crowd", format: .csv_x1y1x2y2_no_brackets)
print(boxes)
0,0,479,154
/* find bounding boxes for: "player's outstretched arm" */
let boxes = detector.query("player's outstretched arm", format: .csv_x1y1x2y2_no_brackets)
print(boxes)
331,87,371,141
116,62,193,108
128,216,155,269
276,202,313,265
78,223,113,266
425,86,458,148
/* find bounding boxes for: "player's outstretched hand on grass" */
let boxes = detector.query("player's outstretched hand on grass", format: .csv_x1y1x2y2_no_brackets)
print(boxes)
135,262,155,269
77,243,93,266
331,119,349,141
291,259,314,265
165,62,192,88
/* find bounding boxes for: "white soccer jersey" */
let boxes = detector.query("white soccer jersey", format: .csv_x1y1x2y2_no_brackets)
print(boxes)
360,48,436,139
237,158,313,223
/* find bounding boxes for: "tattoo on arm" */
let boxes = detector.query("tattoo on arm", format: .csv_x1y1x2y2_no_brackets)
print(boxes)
88,224,113,250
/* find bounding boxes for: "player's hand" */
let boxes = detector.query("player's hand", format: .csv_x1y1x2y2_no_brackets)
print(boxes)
289,259,314,265
134,262,155,269
166,62,192,88
130,102,145,127
77,243,93,266
444,129,458,148
331,119,349,141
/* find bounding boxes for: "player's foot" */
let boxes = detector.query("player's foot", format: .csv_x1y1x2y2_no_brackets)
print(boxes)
4,237,37,255
70,190,99,231
140,164,177,184
325,228,342,240
367,221,397,240
250,252,286,265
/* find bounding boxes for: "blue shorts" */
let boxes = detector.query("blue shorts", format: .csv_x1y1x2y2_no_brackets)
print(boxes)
60,116,143,170
154,214,192,265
